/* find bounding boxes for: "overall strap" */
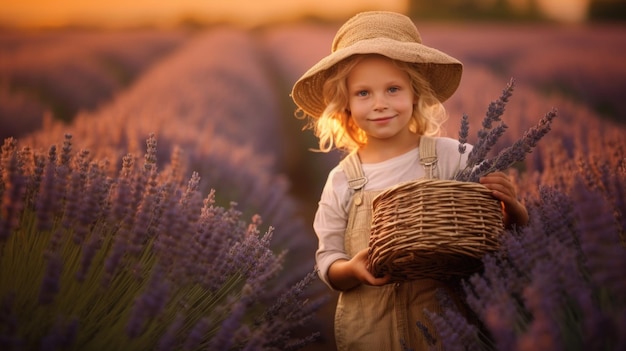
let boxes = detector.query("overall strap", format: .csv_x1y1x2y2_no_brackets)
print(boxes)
340,152,368,190
419,136,439,179
339,152,368,206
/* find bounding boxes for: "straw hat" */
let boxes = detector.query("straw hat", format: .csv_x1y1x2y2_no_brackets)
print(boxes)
291,11,463,119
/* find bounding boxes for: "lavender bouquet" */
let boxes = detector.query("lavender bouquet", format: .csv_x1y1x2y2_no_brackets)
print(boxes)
453,79,558,183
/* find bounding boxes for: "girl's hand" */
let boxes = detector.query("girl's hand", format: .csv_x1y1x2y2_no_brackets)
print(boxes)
479,171,529,228
351,249,391,286
328,249,391,291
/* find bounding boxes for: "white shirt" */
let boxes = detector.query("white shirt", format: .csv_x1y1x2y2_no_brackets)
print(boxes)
313,136,473,288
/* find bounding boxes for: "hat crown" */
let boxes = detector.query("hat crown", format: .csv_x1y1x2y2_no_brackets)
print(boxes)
331,11,422,53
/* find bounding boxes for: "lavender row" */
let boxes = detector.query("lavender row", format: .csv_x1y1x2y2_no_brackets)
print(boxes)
419,23,626,123
426,133,626,350
0,133,322,350
5,27,324,348
0,29,189,140
18,28,318,286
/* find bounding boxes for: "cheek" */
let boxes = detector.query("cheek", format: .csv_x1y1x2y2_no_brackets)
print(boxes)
347,100,367,115
398,100,415,115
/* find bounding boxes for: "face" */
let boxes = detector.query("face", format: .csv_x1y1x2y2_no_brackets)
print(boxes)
346,55,416,144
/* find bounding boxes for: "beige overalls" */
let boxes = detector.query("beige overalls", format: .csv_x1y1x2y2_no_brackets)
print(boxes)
334,136,465,351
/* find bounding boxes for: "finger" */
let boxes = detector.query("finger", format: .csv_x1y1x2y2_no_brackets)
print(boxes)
491,189,515,204
480,173,510,186
480,171,507,180
480,179,510,196
480,176,515,195
367,274,391,286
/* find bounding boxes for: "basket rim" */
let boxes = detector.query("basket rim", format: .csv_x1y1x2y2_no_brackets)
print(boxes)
372,178,493,205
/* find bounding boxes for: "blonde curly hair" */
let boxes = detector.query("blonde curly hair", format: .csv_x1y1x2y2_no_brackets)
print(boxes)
297,54,449,154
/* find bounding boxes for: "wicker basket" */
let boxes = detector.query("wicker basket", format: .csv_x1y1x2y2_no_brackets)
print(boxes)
367,178,503,281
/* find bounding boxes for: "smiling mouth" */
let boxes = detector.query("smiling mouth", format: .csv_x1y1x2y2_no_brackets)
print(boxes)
368,116,395,122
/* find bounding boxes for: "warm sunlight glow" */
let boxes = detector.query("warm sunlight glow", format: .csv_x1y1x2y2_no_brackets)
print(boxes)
536,0,591,23
0,0,409,28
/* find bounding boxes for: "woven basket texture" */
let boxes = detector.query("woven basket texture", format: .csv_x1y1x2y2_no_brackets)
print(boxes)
367,179,503,281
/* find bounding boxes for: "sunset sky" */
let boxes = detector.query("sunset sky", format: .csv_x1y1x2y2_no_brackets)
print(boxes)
0,0,595,28
0,0,408,28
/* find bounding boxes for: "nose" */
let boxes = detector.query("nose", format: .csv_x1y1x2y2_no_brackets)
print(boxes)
373,94,388,111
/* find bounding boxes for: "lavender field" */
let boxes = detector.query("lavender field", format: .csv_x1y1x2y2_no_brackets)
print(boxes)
1,21,625,350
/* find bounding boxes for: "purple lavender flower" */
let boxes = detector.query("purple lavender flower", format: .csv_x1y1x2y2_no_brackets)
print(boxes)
144,133,158,172
126,267,170,338
59,134,72,167
28,152,46,203
425,306,482,351
458,114,470,155
252,270,324,350
464,78,515,168
482,78,514,131
575,178,626,297
182,317,209,351
466,122,508,170
156,313,184,351
497,108,558,173
465,158,494,183
207,298,247,351
258,270,317,324
103,227,131,281
75,232,102,282
536,186,577,248
0,139,26,240
63,150,90,236
39,250,63,305
74,161,107,245
127,190,156,257
518,262,564,351
151,186,184,272
180,171,201,210
35,145,58,232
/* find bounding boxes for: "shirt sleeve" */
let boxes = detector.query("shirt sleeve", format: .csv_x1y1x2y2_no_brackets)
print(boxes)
313,166,351,290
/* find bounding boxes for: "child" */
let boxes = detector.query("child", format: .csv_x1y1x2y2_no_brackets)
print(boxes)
291,11,529,351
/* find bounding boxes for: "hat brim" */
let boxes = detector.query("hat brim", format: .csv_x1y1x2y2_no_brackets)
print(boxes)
291,38,463,119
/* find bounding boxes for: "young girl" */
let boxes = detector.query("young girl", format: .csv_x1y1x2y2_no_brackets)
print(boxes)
291,11,529,351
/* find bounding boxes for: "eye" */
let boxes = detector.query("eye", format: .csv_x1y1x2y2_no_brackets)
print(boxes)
388,86,400,93
356,90,369,97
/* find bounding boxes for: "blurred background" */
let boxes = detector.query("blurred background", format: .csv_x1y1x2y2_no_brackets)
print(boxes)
1,0,625,350
2,0,626,27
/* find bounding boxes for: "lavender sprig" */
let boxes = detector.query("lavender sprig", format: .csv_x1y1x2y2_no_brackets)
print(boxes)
481,108,558,180
465,78,515,169
458,113,470,155
464,123,509,178
454,79,558,182
483,79,514,129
